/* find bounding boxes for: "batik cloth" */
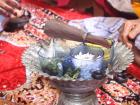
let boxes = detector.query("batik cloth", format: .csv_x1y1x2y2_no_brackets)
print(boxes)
0,0,139,105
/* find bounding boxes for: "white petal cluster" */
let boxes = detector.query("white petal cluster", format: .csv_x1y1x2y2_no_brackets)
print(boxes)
74,52,96,60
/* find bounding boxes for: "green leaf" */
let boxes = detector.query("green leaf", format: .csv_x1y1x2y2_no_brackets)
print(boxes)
63,68,80,80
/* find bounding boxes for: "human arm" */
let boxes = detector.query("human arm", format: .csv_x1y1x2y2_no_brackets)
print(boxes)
120,19,140,48
120,19,140,66
0,0,22,17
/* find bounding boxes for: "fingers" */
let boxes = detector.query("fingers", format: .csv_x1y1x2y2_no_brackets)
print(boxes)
121,21,134,48
128,24,140,39
122,33,132,48
0,3,17,16
0,7,9,16
122,21,133,38
0,0,21,17
121,19,140,49
6,0,21,10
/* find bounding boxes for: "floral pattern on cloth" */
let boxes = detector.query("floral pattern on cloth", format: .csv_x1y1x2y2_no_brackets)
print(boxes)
0,41,26,90
0,31,37,47
0,71,140,105
0,1,91,47
0,73,60,105
0,1,140,105
0,0,91,92
0,7,66,47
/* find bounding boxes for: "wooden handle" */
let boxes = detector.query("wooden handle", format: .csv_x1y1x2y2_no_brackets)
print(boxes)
44,20,112,48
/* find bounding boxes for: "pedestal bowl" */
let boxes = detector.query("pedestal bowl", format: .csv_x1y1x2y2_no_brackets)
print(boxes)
22,42,134,105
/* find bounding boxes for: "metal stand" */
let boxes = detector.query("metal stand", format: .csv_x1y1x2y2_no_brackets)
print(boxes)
58,92,98,105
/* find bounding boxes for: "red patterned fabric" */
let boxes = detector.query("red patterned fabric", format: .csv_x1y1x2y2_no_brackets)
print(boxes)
0,1,140,105
128,64,140,80
21,0,92,20
0,0,91,91
56,0,70,7
0,41,26,91
0,0,139,92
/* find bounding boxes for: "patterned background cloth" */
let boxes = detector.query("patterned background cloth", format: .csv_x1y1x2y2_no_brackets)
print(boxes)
0,0,140,105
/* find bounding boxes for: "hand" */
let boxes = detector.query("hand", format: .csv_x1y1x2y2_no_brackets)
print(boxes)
0,0,22,17
120,19,140,48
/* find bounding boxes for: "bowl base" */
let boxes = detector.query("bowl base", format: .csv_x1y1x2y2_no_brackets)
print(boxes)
57,92,98,105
